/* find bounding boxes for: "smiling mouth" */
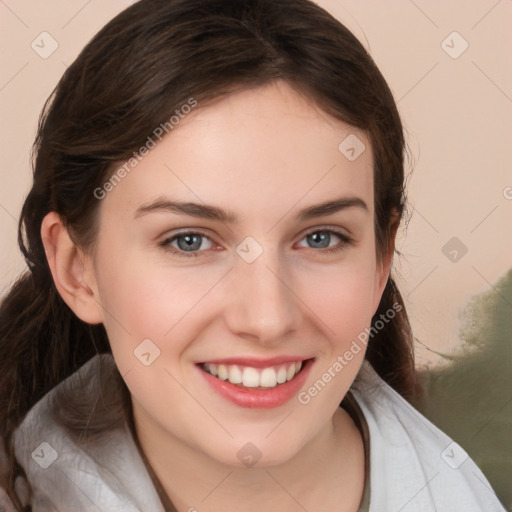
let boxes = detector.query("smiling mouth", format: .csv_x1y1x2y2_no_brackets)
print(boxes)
198,359,312,389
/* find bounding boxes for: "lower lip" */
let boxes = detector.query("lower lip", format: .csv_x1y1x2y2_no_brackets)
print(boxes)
197,359,314,409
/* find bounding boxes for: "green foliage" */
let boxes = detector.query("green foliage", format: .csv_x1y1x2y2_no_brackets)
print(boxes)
417,269,512,509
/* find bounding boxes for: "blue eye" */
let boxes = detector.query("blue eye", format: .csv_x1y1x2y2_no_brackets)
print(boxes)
304,231,334,249
298,229,351,252
161,232,214,257
160,228,352,258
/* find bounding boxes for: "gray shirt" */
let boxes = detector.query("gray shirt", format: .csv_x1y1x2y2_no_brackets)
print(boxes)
2,355,504,511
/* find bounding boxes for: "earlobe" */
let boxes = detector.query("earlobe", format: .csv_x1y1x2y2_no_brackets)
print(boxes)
372,257,391,315
41,212,103,324
372,218,399,314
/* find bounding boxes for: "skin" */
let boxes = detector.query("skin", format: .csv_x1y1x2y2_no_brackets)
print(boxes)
42,80,394,511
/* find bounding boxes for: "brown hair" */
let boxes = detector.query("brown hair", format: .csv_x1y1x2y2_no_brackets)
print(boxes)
0,0,419,508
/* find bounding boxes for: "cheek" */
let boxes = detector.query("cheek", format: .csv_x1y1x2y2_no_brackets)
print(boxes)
92,251,215,434
300,256,378,344
294,261,378,409
92,245,225,368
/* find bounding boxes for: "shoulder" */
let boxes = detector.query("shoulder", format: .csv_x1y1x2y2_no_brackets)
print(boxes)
350,360,506,512
0,435,20,512
11,354,165,511
0,488,17,512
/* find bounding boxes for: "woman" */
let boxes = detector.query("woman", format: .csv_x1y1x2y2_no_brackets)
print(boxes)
0,0,505,510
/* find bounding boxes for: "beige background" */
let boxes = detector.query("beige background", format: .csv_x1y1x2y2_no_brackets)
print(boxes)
1,0,511,369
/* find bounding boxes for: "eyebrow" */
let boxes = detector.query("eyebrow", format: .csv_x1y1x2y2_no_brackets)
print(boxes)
134,196,369,223
296,197,368,220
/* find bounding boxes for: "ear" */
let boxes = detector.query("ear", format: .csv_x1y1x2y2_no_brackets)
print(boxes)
41,212,103,324
371,212,399,314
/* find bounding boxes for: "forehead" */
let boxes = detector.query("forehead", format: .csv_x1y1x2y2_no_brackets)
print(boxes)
100,81,374,224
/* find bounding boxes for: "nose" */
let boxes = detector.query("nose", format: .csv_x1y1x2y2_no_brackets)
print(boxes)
223,247,301,346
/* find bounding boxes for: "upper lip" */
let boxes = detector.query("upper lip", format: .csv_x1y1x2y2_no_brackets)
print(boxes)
198,356,313,368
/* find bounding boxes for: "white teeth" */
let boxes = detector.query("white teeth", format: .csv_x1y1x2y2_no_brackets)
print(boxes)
202,361,305,388
276,366,287,384
217,364,228,381
242,367,260,387
260,367,277,388
228,365,243,384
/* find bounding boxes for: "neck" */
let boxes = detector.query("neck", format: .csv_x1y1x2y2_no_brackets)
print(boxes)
128,400,366,512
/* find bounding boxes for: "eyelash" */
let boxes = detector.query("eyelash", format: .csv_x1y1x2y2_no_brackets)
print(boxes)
159,228,353,258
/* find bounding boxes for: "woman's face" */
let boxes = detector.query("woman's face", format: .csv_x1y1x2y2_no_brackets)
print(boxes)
87,80,389,467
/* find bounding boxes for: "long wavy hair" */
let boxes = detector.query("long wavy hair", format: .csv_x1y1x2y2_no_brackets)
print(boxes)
0,0,419,508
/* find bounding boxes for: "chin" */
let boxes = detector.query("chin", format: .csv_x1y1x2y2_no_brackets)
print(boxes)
203,435,306,470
